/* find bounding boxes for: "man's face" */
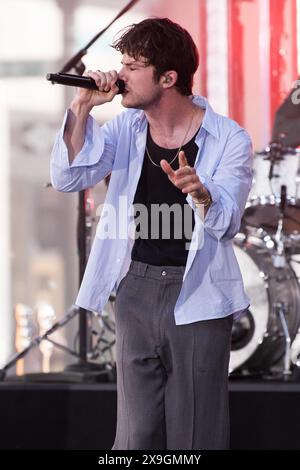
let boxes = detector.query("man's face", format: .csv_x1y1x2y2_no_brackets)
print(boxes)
118,53,163,110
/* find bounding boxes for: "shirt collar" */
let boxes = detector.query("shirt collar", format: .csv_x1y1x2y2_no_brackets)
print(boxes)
131,110,146,131
191,95,219,140
130,95,220,139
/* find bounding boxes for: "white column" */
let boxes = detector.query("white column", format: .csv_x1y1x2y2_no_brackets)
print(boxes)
206,0,229,115
258,0,271,147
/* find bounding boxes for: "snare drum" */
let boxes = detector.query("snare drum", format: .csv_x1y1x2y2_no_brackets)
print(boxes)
242,195,300,236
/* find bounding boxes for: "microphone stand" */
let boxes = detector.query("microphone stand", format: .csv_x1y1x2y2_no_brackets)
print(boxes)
0,0,140,384
59,0,141,382
58,0,140,74
58,0,140,380
63,189,100,376
267,141,284,182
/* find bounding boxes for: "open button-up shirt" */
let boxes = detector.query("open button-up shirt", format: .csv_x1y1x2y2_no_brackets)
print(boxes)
50,96,253,325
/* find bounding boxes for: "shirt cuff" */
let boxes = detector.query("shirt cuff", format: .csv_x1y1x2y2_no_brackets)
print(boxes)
54,110,105,169
69,113,104,168
198,174,221,223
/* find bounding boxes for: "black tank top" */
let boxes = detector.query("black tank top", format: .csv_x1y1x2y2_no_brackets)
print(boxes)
131,126,199,266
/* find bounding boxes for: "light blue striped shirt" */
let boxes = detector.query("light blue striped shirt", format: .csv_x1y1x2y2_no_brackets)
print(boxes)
50,96,253,325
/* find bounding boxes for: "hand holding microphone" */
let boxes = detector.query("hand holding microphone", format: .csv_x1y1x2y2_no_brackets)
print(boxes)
75,69,121,108
49,69,125,162
47,70,125,109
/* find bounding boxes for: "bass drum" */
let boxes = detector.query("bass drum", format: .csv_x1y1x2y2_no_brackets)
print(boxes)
229,234,300,374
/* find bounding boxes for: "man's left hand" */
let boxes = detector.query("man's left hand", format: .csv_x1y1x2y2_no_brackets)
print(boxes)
160,150,210,202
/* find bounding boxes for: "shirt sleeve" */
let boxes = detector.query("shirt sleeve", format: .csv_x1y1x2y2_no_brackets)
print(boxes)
50,110,121,192
194,128,253,241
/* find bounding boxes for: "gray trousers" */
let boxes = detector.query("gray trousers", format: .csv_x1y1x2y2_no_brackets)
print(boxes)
112,261,233,450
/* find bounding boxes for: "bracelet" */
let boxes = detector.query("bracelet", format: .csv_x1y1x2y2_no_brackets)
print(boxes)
192,192,212,207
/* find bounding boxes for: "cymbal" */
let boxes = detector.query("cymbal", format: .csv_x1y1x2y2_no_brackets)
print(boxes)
256,144,300,158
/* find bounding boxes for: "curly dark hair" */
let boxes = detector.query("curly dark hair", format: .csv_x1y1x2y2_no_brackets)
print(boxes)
112,18,199,96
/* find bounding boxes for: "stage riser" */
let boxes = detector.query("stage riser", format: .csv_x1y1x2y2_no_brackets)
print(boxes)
0,383,299,450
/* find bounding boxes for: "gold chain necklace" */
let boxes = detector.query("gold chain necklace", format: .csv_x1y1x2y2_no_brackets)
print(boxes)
145,108,196,168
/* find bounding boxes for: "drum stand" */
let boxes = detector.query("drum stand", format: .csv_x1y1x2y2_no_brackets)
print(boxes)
273,216,286,268
274,302,292,378
267,141,285,184
271,188,293,378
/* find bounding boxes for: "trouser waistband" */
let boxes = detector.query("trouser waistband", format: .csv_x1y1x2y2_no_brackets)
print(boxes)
129,260,185,281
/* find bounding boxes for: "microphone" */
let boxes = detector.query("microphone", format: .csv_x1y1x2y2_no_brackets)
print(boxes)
280,184,287,214
268,141,283,180
46,72,125,94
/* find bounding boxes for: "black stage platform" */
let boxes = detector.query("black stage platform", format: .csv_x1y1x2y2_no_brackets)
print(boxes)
0,379,299,450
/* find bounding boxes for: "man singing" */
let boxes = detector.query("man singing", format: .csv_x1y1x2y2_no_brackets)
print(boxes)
51,18,253,450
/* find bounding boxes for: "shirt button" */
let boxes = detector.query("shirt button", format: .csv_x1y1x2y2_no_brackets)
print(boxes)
116,258,121,263
161,270,167,276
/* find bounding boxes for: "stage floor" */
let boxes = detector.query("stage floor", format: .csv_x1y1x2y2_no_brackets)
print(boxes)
0,378,300,450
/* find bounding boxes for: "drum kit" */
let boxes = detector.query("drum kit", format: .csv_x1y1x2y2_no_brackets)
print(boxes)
230,141,300,378
100,144,300,380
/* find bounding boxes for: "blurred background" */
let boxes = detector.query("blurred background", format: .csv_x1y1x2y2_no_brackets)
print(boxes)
1,0,300,375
